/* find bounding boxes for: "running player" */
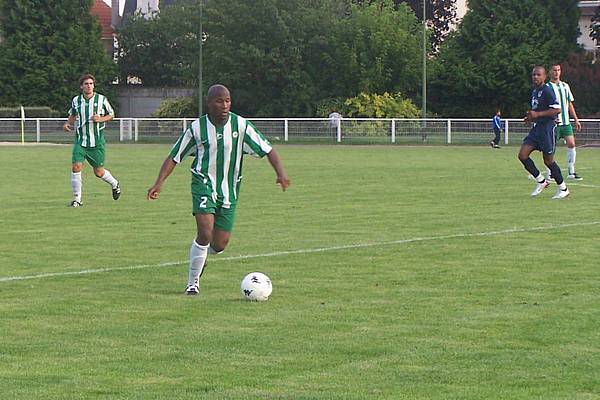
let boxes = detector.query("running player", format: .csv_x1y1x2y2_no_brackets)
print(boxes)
547,63,583,181
63,74,121,207
147,84,291,295
517,66,569,199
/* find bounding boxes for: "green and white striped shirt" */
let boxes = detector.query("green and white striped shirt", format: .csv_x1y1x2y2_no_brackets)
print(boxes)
548,81,574,126
68,93,114,147
169,112,272,207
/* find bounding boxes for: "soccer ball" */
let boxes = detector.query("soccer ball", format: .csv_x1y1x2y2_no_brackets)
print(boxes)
240,272,272,301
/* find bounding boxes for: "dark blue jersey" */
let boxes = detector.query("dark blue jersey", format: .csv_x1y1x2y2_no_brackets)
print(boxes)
531,83,559,124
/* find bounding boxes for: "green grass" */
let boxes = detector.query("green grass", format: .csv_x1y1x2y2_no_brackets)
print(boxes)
1,143,599,399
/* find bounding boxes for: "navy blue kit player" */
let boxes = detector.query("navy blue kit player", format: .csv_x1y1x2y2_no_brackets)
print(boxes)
517,66,570,199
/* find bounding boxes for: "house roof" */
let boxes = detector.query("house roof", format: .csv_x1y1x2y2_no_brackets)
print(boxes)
91,0,113,39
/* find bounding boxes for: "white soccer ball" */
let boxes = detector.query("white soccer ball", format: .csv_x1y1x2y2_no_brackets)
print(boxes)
240,272,272,301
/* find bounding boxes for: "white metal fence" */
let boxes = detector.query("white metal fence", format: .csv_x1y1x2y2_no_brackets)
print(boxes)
1,117,599,145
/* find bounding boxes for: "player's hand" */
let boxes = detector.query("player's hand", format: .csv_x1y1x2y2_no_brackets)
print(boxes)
92,114,101,122
147,185,161,200
524,110,536,124
276,175,290,192
63,123,72,132
575,120,582,132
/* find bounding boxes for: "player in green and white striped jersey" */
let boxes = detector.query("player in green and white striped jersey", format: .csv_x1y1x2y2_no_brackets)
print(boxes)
147,85,290,295
63,74,121,207
548,63,583,180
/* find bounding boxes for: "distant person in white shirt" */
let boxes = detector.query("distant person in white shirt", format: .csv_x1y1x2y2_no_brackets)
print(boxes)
328,109,342,138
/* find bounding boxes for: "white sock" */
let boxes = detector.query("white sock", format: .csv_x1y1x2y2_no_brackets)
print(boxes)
558,182,567,190
101,169,118,189
188,241,209,286
566,147,576,175
208,245,223,255
535,173,545,184
71,172,82,202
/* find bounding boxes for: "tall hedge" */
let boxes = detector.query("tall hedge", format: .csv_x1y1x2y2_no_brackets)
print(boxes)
0,0,117,114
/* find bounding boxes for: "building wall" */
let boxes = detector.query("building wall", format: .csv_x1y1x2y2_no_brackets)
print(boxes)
116,86,194,117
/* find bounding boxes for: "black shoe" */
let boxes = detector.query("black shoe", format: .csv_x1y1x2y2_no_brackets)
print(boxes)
490,141,495,148
185,284,199,295
493,144,500,149
567,173,583,181
69,200,82,207
112,182,121,200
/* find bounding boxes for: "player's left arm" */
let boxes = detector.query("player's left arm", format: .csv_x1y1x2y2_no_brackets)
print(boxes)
568,102,582,131
266,148,290,191
93,97,115,123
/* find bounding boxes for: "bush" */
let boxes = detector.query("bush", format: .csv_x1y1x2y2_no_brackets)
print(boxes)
152,97,197,118
0,106,61,118
344,92,421,118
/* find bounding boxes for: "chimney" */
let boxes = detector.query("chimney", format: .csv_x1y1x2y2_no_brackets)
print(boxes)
111,0,120,29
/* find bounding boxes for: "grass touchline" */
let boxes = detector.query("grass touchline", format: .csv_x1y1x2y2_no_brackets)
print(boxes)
2,219,598,284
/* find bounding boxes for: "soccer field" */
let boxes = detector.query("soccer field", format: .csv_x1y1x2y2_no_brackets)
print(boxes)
1,144,599,399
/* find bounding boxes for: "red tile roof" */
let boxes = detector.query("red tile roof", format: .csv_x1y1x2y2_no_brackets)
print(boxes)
90,0,113,39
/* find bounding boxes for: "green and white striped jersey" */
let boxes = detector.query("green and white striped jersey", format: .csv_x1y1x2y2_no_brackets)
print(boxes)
548,81,574,126
169,112,272,207
68,93,114,147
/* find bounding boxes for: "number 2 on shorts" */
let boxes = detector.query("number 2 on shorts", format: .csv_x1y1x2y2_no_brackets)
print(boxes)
199,196,208,208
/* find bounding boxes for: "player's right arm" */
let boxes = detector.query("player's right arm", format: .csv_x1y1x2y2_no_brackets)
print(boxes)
63,115,77,132
147,157,177,200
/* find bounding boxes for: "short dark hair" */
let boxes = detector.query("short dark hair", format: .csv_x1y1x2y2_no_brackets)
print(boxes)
79,74,96,86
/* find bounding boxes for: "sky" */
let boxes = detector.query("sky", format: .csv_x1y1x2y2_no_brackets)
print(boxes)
102,0,124,15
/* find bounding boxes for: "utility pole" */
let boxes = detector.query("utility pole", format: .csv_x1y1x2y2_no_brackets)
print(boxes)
422,0,427,121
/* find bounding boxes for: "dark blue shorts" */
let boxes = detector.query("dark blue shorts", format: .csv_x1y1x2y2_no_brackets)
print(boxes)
522,122,557,155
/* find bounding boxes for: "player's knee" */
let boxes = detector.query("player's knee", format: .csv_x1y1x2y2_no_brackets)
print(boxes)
542,157,554,167
196,229,212,245
72,164,82,173
93,168,105,178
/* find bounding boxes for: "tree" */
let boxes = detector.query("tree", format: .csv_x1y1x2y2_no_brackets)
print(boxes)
330,1,423,100
117,1,200,86
353,0,457,53
0,0,117,112
428,0,580,117
117,0,424,117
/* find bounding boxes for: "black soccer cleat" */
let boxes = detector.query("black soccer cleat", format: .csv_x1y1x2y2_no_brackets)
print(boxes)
69,200,83,207
185,284,199,296
112,182,121,200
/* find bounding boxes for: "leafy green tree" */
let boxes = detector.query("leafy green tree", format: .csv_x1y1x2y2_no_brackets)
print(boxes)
117,2,200,86
0,0,117,112
117,0,424,117
329,1,423,100
201,0,342,116
354,0,457,53
428,0,581,117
